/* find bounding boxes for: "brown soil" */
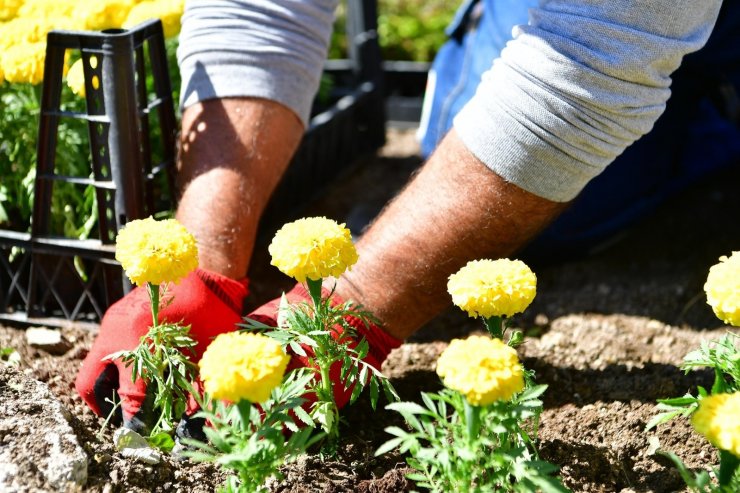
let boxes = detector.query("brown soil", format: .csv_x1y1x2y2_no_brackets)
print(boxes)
1,127,739,492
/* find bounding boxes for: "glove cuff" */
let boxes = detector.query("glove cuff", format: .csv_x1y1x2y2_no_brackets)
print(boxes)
287,282,403,365
194,267,249,314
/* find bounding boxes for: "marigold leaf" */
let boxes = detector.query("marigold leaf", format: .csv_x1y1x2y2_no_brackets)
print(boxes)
375,437,404,456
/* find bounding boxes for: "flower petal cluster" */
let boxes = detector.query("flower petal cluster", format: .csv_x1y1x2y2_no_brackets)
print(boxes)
0,0,184,86
199,332,290,403
0,0,23,22
2,42,47,85
0,15,60,49
17,0,77,21
78,0,137,31
269,217,358,282
447,259,537,318
705,251,740,327
115,217,198,286
691,392,740,458
66,59,87,97
124,0,185,39
436,335,524,406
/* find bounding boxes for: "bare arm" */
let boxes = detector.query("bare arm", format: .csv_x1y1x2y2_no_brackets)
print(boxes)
337,130,568,340
176,97,303,279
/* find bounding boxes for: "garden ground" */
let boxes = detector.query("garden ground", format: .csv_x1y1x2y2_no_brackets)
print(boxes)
1,127,738,492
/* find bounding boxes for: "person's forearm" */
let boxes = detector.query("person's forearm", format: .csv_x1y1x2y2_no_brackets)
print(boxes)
337,130,569,340
176,98,303,279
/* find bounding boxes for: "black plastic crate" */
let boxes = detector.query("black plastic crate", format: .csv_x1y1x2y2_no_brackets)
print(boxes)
0,0,387,327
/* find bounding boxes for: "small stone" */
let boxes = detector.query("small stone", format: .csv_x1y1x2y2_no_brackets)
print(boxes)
113,428,150,450
646,436,660,456
25,328,72,355
94,453,112,464
109,470,119,483
113,428,162,465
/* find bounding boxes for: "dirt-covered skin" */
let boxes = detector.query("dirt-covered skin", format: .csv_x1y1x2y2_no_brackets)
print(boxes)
1,128,738,492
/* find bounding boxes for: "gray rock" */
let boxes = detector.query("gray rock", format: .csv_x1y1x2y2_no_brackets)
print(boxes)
0,366,88,492
25,327,72,355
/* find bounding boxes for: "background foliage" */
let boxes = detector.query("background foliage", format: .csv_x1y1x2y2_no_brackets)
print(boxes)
1,0,457,236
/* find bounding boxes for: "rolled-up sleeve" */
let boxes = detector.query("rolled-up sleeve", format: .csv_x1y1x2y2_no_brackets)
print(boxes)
177,0,338,126
454,0,723,202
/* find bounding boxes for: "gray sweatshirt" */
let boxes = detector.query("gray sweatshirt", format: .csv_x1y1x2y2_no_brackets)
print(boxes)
177,0,723,202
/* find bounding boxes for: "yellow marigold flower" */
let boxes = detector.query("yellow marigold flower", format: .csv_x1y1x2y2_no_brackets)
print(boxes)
436,335,524,406
705,251,740,327
199,332,290,403
124,0,184,39
77,0,136,31
447,259,537,319
18,0,78,21
0,0,24,21
691,392,740,458
0,18,55,50
2,42,46,85
269,216,358,283
115,217,198,286
66,59,86,97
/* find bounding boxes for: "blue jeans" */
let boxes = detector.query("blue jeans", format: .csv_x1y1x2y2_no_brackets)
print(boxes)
419,0,740,260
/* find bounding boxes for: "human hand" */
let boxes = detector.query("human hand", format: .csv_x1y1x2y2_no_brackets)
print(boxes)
75,268,248,432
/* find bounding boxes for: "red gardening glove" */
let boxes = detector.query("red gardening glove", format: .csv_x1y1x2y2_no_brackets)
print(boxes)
247,283,403,410
75,268,248,433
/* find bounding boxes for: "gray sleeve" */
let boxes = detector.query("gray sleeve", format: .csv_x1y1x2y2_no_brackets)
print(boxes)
453,0,723,202
177,0,338,126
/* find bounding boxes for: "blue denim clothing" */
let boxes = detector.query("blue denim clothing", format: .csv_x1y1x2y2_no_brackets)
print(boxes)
419,0,740,259
419,0,536,157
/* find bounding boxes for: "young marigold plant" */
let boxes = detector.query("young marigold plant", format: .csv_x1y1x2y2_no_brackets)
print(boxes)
106,217,200,446
647,252,740,491
377,259,566,492
185,331,322,493
377,335,566,492
247,216,397,454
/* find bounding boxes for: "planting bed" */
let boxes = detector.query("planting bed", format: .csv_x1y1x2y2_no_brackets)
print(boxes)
1,128,738,492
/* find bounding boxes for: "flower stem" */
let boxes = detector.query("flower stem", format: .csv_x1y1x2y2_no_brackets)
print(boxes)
719,449,740,486
318,357,340,451
484,316,504,340
464,399,481,445
236,399,252,432
306,278,323,310
147,282,160,327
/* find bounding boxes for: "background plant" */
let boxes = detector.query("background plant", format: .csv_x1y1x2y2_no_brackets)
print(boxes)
2,0,451,236
0,0,183,236
377,259,566,492
330,0,456,62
